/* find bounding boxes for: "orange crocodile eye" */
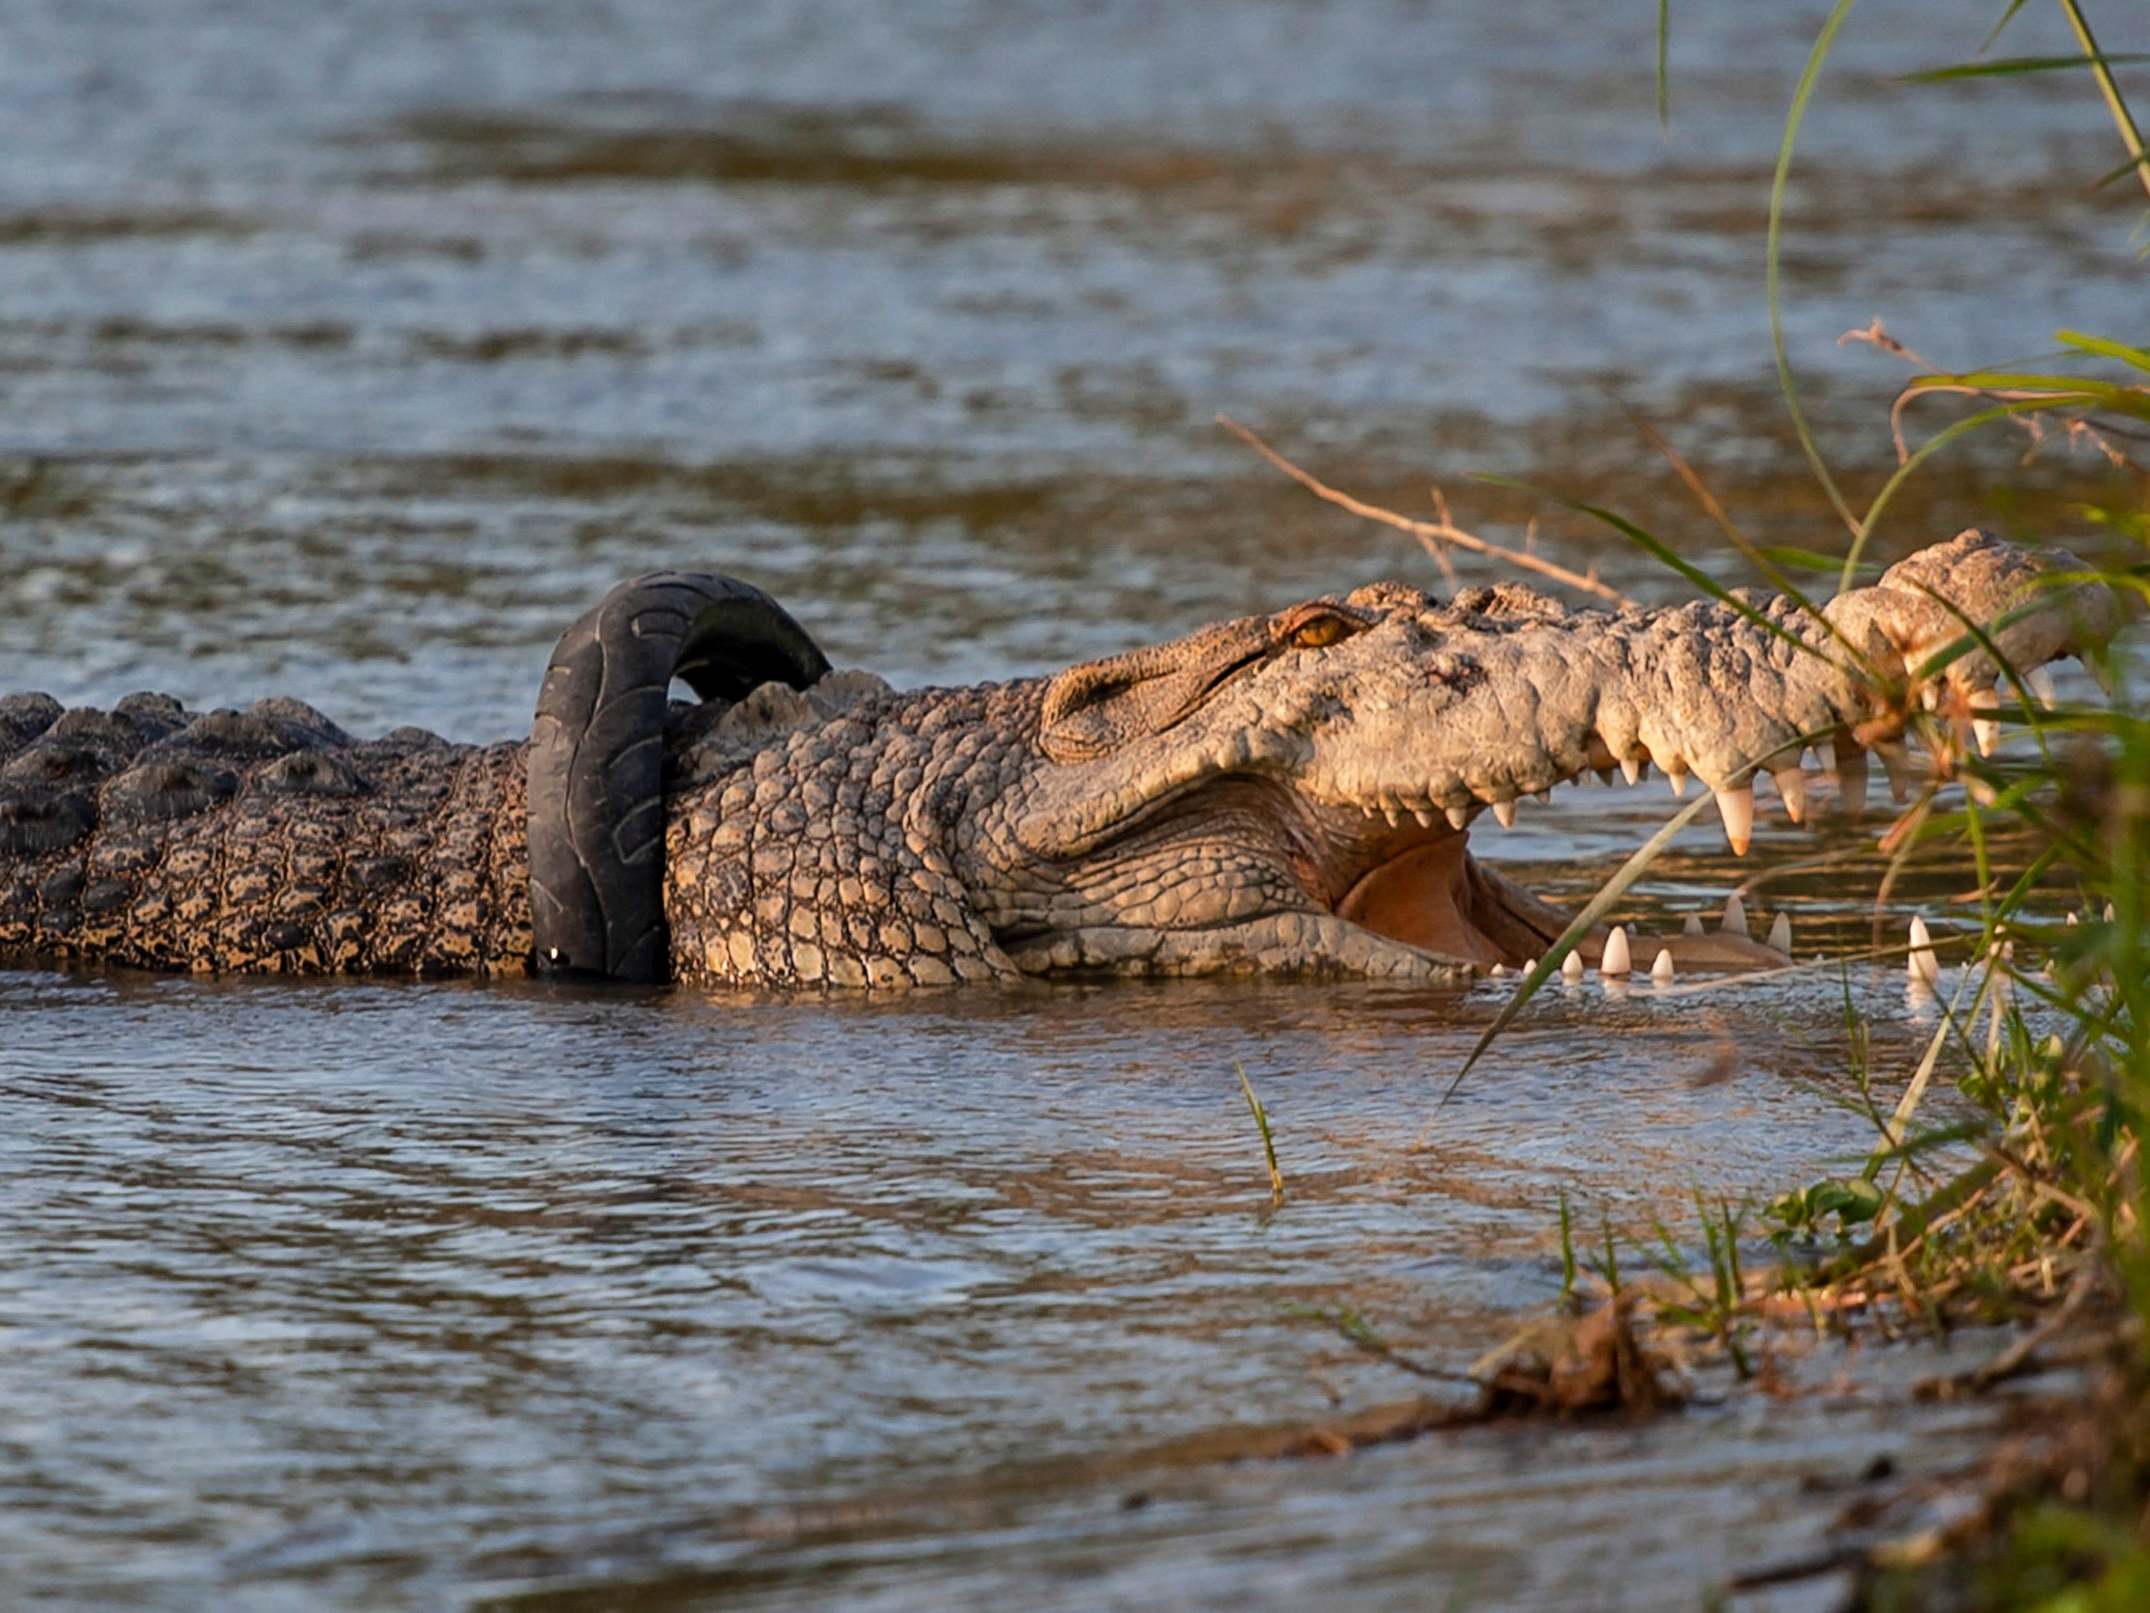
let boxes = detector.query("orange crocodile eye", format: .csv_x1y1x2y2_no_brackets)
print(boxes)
1289,612,1356,649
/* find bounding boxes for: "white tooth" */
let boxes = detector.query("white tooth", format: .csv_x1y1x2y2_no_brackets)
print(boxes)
1766,912,1792,955
1772,767,1807,824
1970,688,2000,757
1722,891,1748,937
1920,684,1940,712
1561,951,1585,980
1412,807,1434,829
2107,902,2117,923
1493,800,1518,829
1875,740,1914,802
1683,912,1706,937
2028,666,2058,708
1620,757,1642,786
1667,767,1689,798
2067,910,2079,927
1651,949,1675,983
1715,785,1754,855
1489,963,1508,977
1384,805,1401,827
1908,916,1939,985
1445,804,1471,830
1602,926,1632,976
1833,737,1869,820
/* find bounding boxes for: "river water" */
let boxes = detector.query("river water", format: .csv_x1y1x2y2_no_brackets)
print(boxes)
2,1,2142,1607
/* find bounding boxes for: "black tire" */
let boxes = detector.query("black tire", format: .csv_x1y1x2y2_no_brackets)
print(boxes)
527,572,831,982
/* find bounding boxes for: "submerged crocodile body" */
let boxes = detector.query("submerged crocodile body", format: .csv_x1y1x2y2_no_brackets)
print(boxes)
0,530,2118,987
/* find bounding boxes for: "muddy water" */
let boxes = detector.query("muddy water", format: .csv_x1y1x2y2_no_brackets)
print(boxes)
1,1,2141,1607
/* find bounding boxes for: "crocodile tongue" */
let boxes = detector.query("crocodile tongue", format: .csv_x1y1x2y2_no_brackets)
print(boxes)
1335,839,1547,967
1333,834,1782,972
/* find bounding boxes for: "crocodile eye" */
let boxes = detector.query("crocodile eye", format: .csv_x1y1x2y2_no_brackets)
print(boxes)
1284,610,1361,649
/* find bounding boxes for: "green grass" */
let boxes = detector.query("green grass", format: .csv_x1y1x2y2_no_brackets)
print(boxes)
1488,1,2150,1598
1236,1059,1285,1206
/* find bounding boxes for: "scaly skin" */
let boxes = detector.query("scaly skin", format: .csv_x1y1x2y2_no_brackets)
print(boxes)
0,696,533,974
0,531,2120,986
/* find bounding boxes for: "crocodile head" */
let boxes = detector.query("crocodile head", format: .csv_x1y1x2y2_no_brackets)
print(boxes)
980,530,2119,980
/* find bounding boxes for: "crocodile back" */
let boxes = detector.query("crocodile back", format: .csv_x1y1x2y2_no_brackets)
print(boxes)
0,693,533,976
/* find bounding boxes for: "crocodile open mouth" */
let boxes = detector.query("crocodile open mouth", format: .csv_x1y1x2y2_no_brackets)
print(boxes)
1304,764,1813,974
1335,835,1565,967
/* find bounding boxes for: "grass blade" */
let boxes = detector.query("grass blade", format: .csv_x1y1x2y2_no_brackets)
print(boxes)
2055,328,2150,375
1656,0,1671,126
2057,0,2150,204
1235,1060,1285,1205
1768,0,1863,538
1474,474,1842,667
1433,787,1719,1112
1978,0,2033,56
1900,52,2150,83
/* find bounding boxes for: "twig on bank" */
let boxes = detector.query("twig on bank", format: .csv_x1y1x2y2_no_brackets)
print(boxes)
1217,415,1638,608
1912,1266,2101,1399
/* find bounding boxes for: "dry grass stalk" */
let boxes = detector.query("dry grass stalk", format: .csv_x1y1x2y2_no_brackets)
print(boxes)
1217,414,1638,608
1841,317,2145,470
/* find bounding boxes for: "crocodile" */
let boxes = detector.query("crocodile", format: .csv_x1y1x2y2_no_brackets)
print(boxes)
0,530,2117,988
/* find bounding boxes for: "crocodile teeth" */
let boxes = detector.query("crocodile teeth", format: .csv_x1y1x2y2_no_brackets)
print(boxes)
1766,912,1792,955
2028,666,2058,708
1411,807,1435,829
1970,688,2000,757
1666,767,1689,799
1493,799,1518,829
1833,736,1869,820
1383,804,1401,827
1722,891,1748,937
1875,740,1915,803
1715,785,1754,855
1602,925,1632,976
1772,767,1807,824
1561,951,1585,980
1908,916,1939,985
1445,804,1471,830
1620,757,1642,786
1683,912,1705,936
1651,948,1675,983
